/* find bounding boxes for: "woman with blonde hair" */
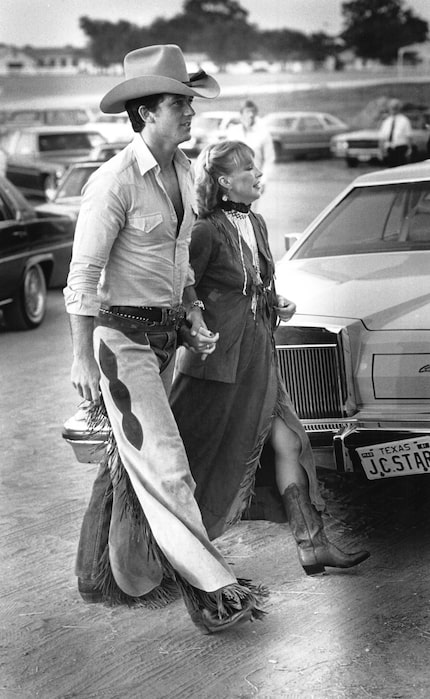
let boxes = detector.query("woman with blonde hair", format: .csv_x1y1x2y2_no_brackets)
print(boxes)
171,140,369,574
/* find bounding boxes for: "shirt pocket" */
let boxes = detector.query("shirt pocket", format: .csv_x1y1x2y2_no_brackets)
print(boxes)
127,212,163,235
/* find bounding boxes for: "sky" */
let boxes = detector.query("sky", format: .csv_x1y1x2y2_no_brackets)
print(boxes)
2,0,430,48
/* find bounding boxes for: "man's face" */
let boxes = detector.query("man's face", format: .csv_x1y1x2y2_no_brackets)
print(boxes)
241,107,257,128
151,94,195,145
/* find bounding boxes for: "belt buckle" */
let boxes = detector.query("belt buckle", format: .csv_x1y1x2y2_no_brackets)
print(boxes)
165,305,185,328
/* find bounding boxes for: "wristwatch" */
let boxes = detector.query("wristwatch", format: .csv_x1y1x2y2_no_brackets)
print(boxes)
190,299,205,311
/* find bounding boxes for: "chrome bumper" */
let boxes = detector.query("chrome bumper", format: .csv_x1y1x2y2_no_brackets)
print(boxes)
324,417,430,473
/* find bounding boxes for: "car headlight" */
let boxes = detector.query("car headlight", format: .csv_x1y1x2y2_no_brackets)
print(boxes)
332,139,348,154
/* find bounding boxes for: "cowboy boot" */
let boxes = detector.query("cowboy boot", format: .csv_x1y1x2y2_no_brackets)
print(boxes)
281,483,370,575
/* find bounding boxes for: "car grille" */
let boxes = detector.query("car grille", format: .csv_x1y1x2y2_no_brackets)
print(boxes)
275,327,347,420
347,139,379,148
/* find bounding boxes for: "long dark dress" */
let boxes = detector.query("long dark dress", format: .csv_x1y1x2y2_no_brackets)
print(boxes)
170,209,323,541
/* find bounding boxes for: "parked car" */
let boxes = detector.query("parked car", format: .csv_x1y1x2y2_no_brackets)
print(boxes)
331,106,430,167
0,175,74,330
36,161,103,220
0,105,94,137
274,161,430,480
180,110,240,156
0,125,107,200
85,113,133,143
260,111,349,161
88,140,130,161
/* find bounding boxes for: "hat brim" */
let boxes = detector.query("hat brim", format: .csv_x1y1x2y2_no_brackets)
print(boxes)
100,74,220,114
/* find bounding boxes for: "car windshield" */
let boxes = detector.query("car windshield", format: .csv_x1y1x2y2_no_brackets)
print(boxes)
55,166,98,199
295,182,430,259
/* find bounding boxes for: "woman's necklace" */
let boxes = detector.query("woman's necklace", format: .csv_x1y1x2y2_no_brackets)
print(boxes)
223,205,262,316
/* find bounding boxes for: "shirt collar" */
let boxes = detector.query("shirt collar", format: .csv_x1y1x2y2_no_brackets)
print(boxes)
132,133,191,176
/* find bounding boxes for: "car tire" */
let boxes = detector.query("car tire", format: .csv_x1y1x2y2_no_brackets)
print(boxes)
3,263,47,330
346,157,358,168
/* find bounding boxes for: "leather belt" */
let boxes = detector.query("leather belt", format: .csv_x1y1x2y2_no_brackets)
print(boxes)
100,305,186,327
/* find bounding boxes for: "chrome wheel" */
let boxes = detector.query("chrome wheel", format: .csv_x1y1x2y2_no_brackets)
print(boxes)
4,263,47,330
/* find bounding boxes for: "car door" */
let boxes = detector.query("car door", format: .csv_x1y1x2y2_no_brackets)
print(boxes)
296,115,327,151
0,189,30,300
5,131,42,195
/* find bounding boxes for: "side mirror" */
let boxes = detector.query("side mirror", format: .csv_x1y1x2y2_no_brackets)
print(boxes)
284,233,299,251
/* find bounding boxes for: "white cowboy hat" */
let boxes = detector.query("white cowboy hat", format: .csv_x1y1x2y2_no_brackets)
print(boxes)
100,44,220,114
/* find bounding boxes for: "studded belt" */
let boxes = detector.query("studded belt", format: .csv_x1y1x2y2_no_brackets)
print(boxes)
100,305,186,327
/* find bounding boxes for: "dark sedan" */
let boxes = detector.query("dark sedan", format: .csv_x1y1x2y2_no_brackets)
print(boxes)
0,176,74,330
0,125,107,200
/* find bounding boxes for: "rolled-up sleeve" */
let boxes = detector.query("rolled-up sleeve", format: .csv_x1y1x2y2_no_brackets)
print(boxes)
63,170,125,316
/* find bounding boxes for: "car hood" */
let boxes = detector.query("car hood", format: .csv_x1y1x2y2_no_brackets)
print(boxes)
35,199,81,219
334,129,378,140
275,252,430,331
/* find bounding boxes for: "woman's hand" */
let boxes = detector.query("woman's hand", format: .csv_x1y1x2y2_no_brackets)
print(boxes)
274,295,296,322
182,309,219,361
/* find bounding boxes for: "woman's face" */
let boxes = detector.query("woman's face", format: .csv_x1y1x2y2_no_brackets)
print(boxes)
224,154,262,204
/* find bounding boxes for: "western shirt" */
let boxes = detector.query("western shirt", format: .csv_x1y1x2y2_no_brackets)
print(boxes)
64,134,196,316
379,113,412,148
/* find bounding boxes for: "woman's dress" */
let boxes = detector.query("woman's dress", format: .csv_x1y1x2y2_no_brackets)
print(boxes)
170,209,323,541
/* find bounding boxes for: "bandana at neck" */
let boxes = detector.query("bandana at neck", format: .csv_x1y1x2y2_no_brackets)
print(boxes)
220,199,251,214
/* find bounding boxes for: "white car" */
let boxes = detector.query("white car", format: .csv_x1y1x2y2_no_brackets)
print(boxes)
331,107,430,167
274,161,430,480
85,113,133,143
180,110,240,156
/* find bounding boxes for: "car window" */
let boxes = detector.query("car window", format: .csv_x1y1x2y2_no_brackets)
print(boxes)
0,193,13,221
267,116,296,129
298,116,322,131
15,132,35,154
45,110,90,125
56,166,99,199
38,132,104,151
322,114,343,128
295,182,430,258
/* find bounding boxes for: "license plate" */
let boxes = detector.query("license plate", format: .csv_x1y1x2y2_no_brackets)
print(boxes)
357,154,371,161
356,437,430,480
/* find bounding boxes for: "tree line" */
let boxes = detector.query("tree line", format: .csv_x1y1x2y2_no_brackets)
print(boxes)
80,0,428,69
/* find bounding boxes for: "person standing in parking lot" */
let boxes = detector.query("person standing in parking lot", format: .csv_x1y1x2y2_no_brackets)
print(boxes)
63,44,266,634
225,99,275,208
379,99,412,167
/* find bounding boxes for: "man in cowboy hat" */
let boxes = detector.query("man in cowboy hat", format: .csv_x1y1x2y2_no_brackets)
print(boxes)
63,44,266,633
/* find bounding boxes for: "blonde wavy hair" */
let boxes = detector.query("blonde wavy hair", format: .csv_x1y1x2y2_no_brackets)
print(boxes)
195,140,255,218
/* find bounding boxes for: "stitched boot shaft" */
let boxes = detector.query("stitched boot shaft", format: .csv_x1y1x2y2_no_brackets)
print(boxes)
281,484,370,575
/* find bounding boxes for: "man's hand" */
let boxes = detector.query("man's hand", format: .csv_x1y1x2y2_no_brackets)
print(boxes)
71,356,101,404
274,295,296,322
182,307,219,361
69,314,101,403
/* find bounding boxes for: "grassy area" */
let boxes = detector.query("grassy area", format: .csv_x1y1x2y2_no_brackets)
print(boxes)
1,71,430,128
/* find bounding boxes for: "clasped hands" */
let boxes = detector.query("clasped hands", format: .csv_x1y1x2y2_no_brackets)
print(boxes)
181,309,219,361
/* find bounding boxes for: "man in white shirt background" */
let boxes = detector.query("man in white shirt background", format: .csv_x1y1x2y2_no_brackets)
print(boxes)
378,98,412,168
226,99,275,209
